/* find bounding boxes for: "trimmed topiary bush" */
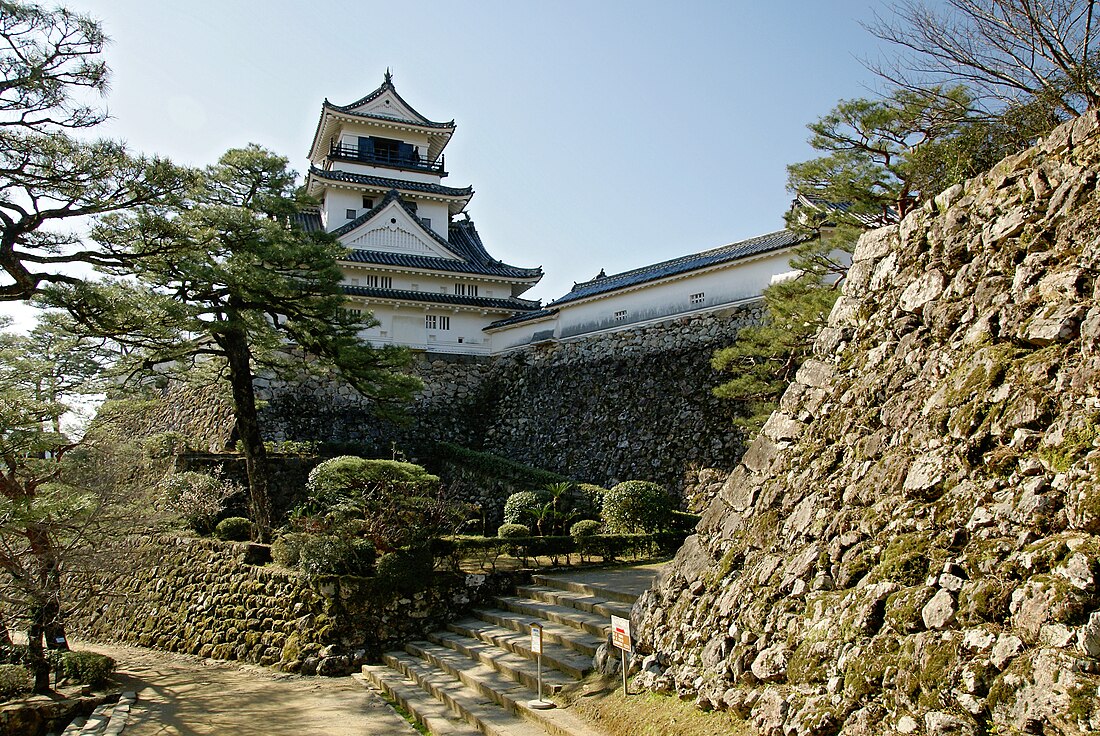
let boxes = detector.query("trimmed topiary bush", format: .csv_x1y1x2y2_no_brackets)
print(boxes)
305,456,440,510
570,519,602,538
0,665,30,701
503,491,548,526
601,480,674,533
271,532,310,567
214,516,252,541
297,535,376,577
374,545,433,594
497,523,531,538
48,650,115,688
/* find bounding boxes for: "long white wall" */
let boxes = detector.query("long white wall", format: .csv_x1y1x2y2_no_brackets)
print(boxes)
487,248,797,353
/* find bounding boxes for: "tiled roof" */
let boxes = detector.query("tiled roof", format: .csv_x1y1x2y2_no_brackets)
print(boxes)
795,194,899,227
328,74,455,130
332,192,543,281
486,307,559,330
291,209,324,233
309,167,472,198
343,248,542,279
549,229,805,307
342,284,540,311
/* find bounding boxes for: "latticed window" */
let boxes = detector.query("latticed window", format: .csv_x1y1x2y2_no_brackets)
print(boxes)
614,310,627,321
454,283,479,296
365,275,393,288
690,292,705,305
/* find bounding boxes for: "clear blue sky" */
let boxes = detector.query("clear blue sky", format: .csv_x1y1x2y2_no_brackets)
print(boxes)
23,0,891,318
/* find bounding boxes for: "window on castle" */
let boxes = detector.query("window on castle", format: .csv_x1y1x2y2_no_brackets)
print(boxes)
362,196,374,209
339,307,362,320
420,217,432,230
345,208,356,220
690,292,705,305
454,283,479,297
425,315,451,330
364,275,393,289
614,310,627,321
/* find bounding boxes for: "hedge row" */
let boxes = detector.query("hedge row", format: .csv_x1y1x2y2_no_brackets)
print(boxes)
435,531,689,570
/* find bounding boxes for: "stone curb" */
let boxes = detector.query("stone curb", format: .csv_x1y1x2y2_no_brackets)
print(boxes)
58,692,136,736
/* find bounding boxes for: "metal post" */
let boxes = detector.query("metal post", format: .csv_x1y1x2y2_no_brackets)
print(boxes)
537,651,543,702
622,646,628,696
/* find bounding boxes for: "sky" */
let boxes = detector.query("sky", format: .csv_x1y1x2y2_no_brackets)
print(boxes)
8,0,894,326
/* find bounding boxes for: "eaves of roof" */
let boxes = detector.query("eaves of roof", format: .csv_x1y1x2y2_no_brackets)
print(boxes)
309,167,472,198
342,249,543,280
485,307,559,331
342,285,541,311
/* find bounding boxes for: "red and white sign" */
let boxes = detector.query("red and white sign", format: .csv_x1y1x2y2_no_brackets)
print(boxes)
611,615,632,652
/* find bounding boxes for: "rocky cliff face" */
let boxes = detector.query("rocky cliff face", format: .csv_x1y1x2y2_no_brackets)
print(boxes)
635,112,1100,735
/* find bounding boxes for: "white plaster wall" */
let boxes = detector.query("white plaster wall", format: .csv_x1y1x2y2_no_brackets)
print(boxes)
347,301,502,355
553,251,793,338
487,249,796,351
323,191,449,237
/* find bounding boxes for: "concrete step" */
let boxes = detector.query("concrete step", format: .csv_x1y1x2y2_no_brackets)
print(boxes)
515,585,633,620
355,668,483,735
382,651,559,736
457,610,603,658
387,649,598,736
531,572,645,605
426,629,585,688
492,596,611,639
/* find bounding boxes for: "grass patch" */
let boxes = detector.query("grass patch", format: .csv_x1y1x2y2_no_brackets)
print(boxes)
375,690,429,735
560,674,753,736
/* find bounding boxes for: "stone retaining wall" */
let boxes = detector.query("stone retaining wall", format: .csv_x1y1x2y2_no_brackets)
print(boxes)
70,536,516,675
255,304,760,509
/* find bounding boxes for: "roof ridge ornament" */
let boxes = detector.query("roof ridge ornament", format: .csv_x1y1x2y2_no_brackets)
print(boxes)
384,68,393,85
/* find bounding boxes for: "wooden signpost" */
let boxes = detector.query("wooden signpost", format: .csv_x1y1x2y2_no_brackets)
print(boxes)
611,615,632,696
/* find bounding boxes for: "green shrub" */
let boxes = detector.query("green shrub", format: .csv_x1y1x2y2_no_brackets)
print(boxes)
157,471,240,534
602,480,674,533
297,535,376,577
143,432,190,459
0,664,30,701
305,456,440,510
573,483,608,519
48,650,115,688
503,491,548,526
214,516,252,541
669,510,702,532
570,519,602,538
271,532,309,567
497,523,530,538
374,545,433,594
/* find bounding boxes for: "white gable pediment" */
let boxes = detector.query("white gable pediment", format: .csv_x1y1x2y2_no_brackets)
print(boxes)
350,91,422,125
339,201,460,260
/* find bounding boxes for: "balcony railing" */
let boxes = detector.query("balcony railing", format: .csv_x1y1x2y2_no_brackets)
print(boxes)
329,142,446,175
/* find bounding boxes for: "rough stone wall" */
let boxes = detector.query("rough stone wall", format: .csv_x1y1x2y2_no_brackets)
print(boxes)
480,307,761,507
634,113,1100,735
255,306,760,507
70,536,516,675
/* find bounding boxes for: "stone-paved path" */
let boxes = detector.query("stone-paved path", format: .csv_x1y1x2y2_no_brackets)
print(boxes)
80,642,418,736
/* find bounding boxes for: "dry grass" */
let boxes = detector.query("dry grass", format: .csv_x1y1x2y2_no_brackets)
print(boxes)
558,675,756,736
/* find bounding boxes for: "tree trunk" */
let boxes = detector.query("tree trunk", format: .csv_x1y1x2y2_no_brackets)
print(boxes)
27,603,50,693
220,328,272,542
26,523,62,692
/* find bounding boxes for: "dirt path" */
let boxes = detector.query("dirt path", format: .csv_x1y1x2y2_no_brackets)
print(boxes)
81,643,418,736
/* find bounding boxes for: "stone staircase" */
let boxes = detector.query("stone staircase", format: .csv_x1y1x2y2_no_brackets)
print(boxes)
356,565,660,736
